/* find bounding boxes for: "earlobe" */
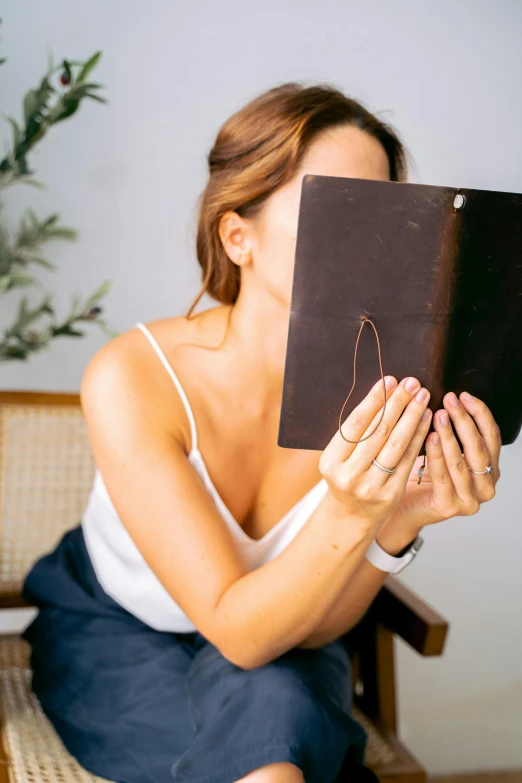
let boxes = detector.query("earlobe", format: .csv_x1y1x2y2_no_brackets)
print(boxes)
228,251,253,269
233,234,253,267
218,212,244,260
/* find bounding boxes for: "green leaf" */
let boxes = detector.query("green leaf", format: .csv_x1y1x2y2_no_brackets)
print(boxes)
83,93,108,104
77,51,102,83
17,177,46,189
0,345,28,360
23,115,45,149
25,209,40,233
26,256,56,271
13,295,55,331
39,294,54,313
70,293,81,313
42,226,78,240
54,324,85,337
41,214,59,228
78,81,104,91
96,322,120,339
23,89,40,124
6,116,21,148
9,273,35,288
53,97,80,123
68,83,105,101
0,275,12,293
84,279,112,307
14,155,29,174
14,296,33,328
36,75,56,106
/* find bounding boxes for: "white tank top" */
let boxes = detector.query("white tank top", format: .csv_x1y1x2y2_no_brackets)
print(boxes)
81,321,329,632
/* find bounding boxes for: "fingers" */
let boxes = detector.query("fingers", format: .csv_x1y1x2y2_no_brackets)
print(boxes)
430,404,479,510
458,391,502,476
423,430,462,515
383,397,433,489
368,386,432,486
344,376,425,473
441,391,499,502
327,374,398,462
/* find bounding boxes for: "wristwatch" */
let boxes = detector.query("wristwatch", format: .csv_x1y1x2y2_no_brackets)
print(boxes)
364,534,424,574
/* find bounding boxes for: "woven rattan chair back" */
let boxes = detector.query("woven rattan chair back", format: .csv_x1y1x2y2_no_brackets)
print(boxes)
0,392,95,598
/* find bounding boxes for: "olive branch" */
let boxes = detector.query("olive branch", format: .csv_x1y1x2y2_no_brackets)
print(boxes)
0,20,118,363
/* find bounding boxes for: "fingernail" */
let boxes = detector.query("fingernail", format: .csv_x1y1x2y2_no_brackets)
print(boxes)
385,376,396,389
461,391,474,402
447,393,459,407
440,412,449,425
432,433,440,445
416,388,429,403
421,408,431,420
405,377,419,392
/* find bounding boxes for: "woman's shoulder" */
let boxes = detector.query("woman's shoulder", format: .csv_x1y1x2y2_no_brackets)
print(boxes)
83,308,220,380
82,315,185,385
125,305,229,357
80,307,229,448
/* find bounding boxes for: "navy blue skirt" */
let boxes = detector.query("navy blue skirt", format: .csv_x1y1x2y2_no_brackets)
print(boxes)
21,524,375,783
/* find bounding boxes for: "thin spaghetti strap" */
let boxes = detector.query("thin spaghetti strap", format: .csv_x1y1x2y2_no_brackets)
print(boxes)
135,321,198,452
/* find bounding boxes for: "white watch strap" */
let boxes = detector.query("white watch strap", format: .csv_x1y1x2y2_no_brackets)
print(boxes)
364,534,424,574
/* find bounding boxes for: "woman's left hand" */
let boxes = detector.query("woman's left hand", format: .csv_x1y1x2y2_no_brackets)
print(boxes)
377,390,502,544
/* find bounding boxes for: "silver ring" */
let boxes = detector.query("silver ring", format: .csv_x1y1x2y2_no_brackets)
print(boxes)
468,464,493,475
372,458,396,474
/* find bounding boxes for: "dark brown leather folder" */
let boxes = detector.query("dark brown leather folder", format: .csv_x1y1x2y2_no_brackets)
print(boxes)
277,174,522,454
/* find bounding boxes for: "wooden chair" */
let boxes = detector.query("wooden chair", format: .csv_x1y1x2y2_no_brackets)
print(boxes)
0,391,449,783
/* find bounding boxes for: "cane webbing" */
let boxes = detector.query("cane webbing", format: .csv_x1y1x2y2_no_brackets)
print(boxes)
0,403,95,595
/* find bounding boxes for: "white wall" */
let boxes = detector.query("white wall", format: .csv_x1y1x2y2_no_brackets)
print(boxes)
1,0,521,776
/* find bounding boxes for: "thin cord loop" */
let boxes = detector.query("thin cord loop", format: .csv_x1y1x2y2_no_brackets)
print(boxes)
338,317,387,444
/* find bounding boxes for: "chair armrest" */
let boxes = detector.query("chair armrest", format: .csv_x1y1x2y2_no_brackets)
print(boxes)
0,596,35,610
374,575,449,656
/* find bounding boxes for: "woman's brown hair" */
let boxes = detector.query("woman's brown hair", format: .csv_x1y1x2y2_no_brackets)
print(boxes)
186,81,411,320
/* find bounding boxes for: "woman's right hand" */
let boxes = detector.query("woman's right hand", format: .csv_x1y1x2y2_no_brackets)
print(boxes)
318,375,432,529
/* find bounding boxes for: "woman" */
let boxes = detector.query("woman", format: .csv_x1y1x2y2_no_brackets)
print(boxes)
21,82,501,783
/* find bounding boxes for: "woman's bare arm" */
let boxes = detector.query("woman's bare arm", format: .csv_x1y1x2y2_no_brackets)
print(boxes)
295,520,423,649
80,337,386,671
212,492,380,666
